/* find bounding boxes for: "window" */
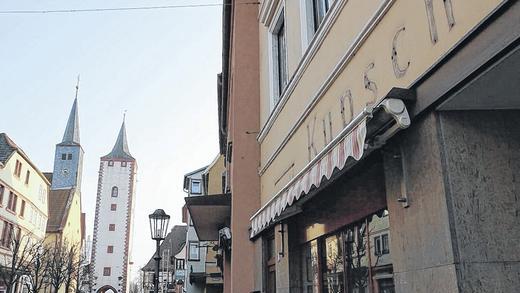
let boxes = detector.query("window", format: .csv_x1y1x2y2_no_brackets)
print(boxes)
14,160,22,177
20,200,25,218
108,160,114,167
109,224,115,231
111,186,118,197
188,242,200,260
121,161,127,167
67,153,72,160
1,221,14,248
103,267,111,276
61,154,67,160
382,233,390,254
25,171,30,185
110,204,117,211
175,259,185,270
190,180,201,194
271,9,288,106
297,211,394,293
7,192,17,212
0,185,4,206
107,246,114,253
311,0,333,32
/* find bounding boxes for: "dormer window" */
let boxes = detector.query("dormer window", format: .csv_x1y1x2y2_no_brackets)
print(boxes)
190,180,201,194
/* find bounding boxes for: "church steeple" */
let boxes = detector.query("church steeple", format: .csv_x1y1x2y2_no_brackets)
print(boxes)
102,119,134,160
51,81,84,190
61,97,80,145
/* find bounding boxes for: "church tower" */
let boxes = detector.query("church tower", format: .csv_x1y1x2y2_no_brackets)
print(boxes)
91,120,137,293
51,97,84,190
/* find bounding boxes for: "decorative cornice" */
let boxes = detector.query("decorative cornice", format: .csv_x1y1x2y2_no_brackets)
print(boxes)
259,0,281,25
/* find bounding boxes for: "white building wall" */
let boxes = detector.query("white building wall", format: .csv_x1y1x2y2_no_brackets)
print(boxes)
0,151,49,242
92,160,136,292
184,170,206,293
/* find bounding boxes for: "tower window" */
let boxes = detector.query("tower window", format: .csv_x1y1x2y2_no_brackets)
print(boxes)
109,224,115,231
111,186,118,197
67,154,72,160
61,154,67,160
25,171,30,185
111,204,117,211
103,267,111,276
108,161,114,167
121,161,127,167
107,246,114,253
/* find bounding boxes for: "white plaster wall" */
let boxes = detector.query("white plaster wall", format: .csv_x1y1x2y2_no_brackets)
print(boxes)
0,151,49,242
92,160,136,292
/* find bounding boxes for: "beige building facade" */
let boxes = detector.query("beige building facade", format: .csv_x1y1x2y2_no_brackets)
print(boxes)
249,0,520,292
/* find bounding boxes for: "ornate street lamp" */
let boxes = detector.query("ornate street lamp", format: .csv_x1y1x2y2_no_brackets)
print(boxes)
149,209,170,293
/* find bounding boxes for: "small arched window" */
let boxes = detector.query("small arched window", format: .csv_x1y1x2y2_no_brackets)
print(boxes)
111,186,118,197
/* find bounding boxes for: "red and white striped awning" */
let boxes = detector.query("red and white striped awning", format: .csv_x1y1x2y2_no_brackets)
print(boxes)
250,117,368,238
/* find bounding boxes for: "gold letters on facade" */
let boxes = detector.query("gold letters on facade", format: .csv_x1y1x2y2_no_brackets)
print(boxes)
363,62,378,105
392,27,410,78
424,0,456,44
307,116,318,161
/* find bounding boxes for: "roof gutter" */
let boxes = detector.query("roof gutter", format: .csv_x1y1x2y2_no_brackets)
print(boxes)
219,0,232,155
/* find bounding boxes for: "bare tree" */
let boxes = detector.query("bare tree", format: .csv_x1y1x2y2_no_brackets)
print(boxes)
63,243,83,293
24,240,51,293
0,230,40,293
47,241,69,293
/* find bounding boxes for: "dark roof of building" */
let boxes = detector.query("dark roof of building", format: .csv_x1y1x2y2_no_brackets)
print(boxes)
102,121,134,160
0,133,51,185
60,97,81,146
0,133,17,165
142,225,188,271
46,188,76,232
43,172,53,183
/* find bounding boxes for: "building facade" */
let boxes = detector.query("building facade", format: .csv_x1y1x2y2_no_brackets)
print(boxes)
191,0,520,292
0,133,50,293
141,225,187,293
45,97,85,248
249,0,520,292
91,121,137,293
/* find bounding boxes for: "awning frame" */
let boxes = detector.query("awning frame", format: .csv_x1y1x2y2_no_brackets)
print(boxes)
249,89,414,238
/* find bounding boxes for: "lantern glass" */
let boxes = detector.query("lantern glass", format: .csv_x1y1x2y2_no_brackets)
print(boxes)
148,209,170,240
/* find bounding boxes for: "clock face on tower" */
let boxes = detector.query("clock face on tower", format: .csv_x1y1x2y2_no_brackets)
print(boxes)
61,168,69,177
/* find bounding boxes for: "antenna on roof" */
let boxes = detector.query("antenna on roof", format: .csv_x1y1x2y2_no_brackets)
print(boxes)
75,74,80,100
123,110,127,122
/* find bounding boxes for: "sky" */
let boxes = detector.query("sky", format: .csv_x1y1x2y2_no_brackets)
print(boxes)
0,0,222,279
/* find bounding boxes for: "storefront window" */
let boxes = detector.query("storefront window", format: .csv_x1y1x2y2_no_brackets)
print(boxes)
301,240,320,293
297,210,394,293
322,234,344,293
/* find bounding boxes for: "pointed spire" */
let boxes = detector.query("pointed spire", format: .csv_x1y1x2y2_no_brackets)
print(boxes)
61,96,81,145
103,117,134,160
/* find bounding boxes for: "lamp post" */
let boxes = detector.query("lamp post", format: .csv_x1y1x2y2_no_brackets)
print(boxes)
149,209,170,293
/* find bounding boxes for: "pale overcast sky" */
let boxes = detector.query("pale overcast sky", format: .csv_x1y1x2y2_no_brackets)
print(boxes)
0,0,222,279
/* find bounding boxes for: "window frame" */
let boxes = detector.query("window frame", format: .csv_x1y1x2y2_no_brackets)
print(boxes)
7,192,17,213
25,170,30,185
268,3,288,111
188,241,200,261
121,161,127,167
190,180,202,195
103,267,111,276
107,245,114,253
108,160,114,167
19,200,25,218
0,185,4,206
110,204,117,211
109,224,115,231
67,153,72,160
61,153,67,160
111,186,118,197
